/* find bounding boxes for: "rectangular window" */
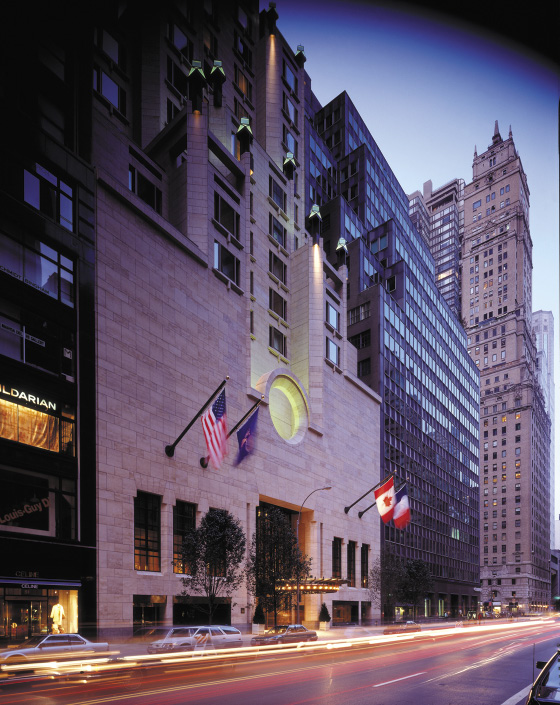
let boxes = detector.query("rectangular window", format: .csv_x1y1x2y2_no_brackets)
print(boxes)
349,302,370,324
332,537,342,579
234,32,252,68
214,242,240,285
173,501,196,574
269,289,287,320
347,541,356,587
168,22,192,61
269,251,287,284
269,177,287,210
0,397,75,457
361,544,369,588
269,326,286,356
349,330,371,349
93,64,127,115
214,192,240,238
269,213,286,247
473,199,481,210
24,164,74,231
326,302,339,331
234,65,252,101
129,166,162,214
283,93,297,123
166,57,188,96
134,492,161,572
326,337,340,365
283,60,297,93
357,358,371,377
283,125,297,158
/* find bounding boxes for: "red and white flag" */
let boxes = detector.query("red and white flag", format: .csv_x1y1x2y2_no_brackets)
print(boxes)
201,390,228,468
374,476,395,523
393,484,411,529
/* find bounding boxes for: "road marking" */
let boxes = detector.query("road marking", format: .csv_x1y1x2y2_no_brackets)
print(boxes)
498,685,531,705
373,672,427,688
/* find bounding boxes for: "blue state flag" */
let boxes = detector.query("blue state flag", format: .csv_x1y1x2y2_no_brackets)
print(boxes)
234,407,259,465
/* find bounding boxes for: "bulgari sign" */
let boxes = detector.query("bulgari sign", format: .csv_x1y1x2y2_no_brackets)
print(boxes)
1,385,56,411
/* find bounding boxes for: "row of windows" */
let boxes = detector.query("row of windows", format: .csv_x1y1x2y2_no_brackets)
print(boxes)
332,538,369,588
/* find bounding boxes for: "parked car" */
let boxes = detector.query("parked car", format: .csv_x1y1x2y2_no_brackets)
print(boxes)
383,621,422,635
0,634,109,664
147,626,243,654
250,624,318,646
526,650,560,704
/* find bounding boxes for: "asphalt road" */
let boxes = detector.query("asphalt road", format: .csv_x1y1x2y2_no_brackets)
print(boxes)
1,619,558,705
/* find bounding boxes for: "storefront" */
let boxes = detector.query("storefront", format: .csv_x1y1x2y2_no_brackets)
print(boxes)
0,578,81,642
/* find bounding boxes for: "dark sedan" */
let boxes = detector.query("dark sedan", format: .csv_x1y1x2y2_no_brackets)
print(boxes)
526,650,560,704
250,624,318,646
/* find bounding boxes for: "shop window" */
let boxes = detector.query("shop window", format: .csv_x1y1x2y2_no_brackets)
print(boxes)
0,396,75,456
0,466,76,539
134,492,161,572
133,595,166,627
173,501,196,574
24,164,74,232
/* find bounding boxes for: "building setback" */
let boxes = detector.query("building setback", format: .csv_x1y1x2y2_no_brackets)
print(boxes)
461,123,551,612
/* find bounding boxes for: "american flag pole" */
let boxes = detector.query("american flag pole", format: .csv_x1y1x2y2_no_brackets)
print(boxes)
200,396,263,468
164,377,229,457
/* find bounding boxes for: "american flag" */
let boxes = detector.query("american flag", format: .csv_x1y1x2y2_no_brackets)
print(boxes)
201,390,228,468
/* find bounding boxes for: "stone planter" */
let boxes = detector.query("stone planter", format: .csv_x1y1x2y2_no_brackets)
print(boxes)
252,623,265,635
319,621,331,631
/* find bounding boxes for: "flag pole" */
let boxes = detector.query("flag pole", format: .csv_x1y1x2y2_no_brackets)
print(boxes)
165,377,229,457
344,472,395,514
200,396,263,468
358,502,376,519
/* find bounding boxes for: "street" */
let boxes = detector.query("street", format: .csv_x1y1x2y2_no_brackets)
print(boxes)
1,619,557,705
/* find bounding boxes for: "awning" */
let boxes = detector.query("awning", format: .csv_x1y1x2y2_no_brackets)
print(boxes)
0,577,82,588
278,578,349,594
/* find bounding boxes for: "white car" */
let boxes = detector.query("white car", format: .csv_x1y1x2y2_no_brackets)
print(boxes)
147,625,243,654
0,634,109,664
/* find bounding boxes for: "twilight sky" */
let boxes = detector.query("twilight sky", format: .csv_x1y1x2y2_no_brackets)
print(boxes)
265,0,560,511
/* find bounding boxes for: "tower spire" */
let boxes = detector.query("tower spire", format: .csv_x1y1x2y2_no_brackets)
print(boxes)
492,120,502,145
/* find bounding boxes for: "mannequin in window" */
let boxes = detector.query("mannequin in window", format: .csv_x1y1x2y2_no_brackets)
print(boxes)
51,602,65,633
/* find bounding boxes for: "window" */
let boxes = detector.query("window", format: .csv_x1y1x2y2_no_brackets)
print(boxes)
269,251,287,284
129,167,162,214
93,66,127,114
0,396,75,456
473,200,481,210
283,93,297,123
0,232,75,307
134,492,161,572
166,57,188,96
269,214,286,247
214,193,240,238
332,537,342,579
357,358,371,377
283,60,297,93
283,125,297,158
24,164,73,231
168,22,192,60
326,302,339,331
234,32,252,68
214,242,240,285
269,178,287,211
269,326,286,356
269,289,287,320
173,501,196,573
349,330,370,349
361,544,369,588
349,302,370,325
326,338,340,365
234,65,252,101
95,28,125,68
347,541,356,587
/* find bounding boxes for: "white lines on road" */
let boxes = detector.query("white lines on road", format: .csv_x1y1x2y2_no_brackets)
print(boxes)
498,685,531,705
372,672,427,688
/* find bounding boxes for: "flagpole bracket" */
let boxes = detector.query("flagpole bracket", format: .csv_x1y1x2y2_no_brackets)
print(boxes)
200,456,209,468
344,506,351,514
165,445,175,458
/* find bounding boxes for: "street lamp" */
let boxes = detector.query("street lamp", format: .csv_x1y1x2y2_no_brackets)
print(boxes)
296,485,332,623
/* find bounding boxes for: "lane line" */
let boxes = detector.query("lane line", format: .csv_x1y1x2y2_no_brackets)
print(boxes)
498,685,531,705
372,672,427,688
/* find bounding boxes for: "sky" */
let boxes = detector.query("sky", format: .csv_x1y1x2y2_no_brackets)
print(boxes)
264,0,560,512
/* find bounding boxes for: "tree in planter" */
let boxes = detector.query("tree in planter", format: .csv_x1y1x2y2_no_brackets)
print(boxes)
399,559,433,620
318,602,331,626
180,508,246,625
368,549,405,622
246,506,311,628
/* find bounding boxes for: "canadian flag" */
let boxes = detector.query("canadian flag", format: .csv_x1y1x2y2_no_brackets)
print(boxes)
374,476,395,523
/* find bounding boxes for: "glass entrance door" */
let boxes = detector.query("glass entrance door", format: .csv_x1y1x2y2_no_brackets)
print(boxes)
7,600,47,640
